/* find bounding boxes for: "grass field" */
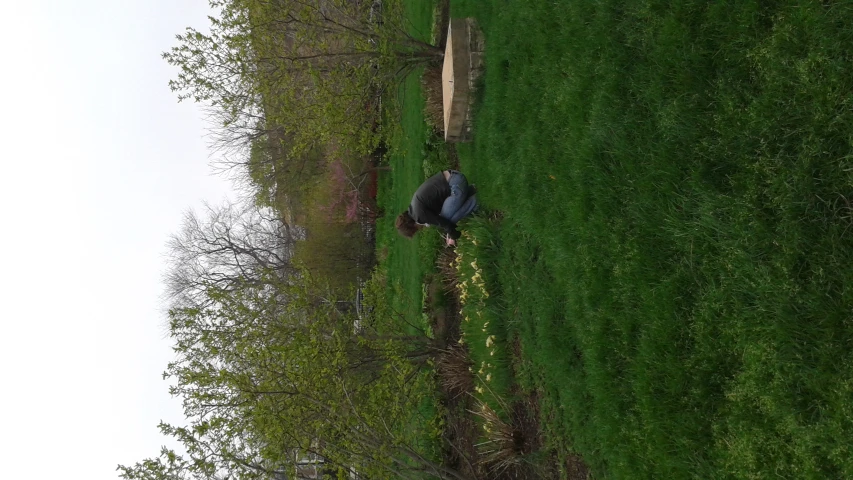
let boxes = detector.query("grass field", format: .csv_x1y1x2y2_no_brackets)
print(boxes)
440,1,853,479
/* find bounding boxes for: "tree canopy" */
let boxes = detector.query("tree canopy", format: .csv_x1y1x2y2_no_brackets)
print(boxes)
163,0,441,165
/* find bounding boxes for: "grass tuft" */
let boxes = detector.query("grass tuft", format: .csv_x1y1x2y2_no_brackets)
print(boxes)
436,344,475,399
470,399,524,475
435,247,459,292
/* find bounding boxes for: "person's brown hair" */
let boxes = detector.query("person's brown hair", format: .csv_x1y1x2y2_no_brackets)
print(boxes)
395,211,420,238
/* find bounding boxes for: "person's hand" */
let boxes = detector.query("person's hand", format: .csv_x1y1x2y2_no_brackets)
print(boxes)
445,235,456,247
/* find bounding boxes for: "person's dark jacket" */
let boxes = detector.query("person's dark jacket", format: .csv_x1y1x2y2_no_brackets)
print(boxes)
408,172,461,239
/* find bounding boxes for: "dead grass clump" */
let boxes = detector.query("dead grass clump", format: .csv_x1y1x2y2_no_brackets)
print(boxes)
471,400,526,476
422,64,445,134
436,247,459,292
436,344,475,399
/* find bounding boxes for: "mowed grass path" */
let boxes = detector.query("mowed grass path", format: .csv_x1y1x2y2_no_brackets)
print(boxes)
451,1,853,478
374,0,442,324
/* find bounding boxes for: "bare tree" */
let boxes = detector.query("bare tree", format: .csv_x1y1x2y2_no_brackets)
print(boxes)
165,199,304,309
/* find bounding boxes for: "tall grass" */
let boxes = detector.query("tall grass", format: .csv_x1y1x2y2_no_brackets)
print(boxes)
450,1,853,478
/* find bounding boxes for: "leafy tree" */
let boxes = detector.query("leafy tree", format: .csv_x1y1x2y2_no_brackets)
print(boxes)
118,448,194,480
163,0,443,161
322,155,389,223
120,273,461,480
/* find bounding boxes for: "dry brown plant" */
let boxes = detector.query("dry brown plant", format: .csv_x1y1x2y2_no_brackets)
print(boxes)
470,399,525,477
436,344,475,399
436,247,459,292
422,64,446,134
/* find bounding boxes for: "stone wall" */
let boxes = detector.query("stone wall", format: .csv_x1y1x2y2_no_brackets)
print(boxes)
442,18,485,143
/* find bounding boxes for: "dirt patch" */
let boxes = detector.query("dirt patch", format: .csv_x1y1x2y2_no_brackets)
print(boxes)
422,0,453,134
440,394,481,479
426,271,461,348
436,0,451,48
563,454,592,480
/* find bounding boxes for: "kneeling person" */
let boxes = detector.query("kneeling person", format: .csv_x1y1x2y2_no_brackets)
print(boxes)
395,170,478,246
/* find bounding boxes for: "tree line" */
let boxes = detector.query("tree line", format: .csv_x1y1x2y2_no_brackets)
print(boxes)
119,205,460,479
118,0,457,479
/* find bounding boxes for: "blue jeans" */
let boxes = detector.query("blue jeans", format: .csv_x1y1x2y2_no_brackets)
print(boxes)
440,170,478,223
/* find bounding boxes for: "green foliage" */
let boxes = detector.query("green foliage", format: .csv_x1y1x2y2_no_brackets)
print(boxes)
288,154,378,293
118,447,193,480
421,133,452,178
164,0,442,163
121,268,457,480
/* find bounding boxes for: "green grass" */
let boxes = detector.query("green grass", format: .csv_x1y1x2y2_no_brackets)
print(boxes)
376,72,432,325
375,0,443,328
447,1,853,478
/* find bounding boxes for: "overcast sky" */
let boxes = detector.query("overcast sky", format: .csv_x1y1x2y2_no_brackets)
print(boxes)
0,2,233,478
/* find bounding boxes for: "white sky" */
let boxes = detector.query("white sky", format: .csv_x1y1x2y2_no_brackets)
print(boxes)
0,1,233,478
